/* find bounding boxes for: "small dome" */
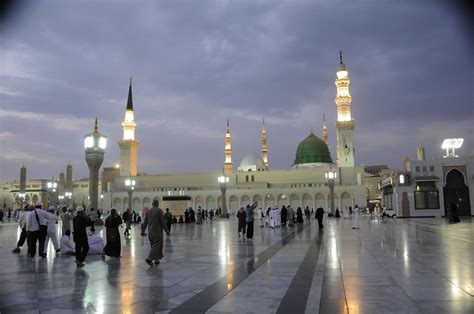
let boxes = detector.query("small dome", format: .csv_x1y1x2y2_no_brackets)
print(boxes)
337,63,347,72
293,132,333,167
238,151,267,172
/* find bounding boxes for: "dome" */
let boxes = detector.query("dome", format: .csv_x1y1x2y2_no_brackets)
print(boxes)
238,151,267,172
293,132,333,167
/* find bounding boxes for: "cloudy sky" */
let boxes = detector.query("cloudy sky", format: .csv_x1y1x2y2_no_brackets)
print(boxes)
1,0,472,182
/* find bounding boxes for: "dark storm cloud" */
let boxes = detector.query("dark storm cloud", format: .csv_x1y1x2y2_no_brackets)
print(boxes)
0,0,472,181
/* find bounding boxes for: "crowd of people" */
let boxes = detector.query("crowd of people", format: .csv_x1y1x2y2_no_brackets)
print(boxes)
10,199,370,268
10,200,170,268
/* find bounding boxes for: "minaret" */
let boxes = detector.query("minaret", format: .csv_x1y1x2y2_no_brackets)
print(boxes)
224,119,233,174
322,114,328,145
402,153,410,171
261,118,268,168
66,163,73,193
118,78,140,176
335,50,355,167
417,145,426,161
59,171,65,197
20,165,26,194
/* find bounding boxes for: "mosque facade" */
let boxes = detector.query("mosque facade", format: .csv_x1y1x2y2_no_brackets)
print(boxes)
101,53,367,215
0,53,367,215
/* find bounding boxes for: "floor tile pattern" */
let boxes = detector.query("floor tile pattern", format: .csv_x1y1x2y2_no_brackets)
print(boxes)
0,215,473,313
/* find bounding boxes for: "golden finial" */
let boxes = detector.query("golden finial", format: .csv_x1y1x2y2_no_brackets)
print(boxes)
94,117,98,131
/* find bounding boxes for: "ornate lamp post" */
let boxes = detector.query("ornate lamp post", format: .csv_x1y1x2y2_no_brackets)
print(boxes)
65,192,72,207
325,169,337,215
125,178,135,213
17,193,26,209
218,175,229,217
84,118,107,211
47,177,57,207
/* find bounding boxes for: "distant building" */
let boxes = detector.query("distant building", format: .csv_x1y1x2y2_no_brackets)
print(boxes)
380,145,474,217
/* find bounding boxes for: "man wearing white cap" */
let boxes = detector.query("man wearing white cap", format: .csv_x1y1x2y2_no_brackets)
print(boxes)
26,202,58,258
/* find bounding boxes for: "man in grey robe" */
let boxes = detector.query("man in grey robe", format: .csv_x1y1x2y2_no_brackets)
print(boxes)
141,200,170,266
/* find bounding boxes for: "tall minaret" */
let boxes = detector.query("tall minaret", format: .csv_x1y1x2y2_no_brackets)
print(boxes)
118,78,140,176
224,119,233,174
335,50,355,167
261,118,268,168
59,171,65,197
322,113,328,145
402,153,410,171
417,145,426,161
66,163,73,193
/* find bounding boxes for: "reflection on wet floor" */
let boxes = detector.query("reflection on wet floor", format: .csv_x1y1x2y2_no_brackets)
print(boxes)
0,216,473,313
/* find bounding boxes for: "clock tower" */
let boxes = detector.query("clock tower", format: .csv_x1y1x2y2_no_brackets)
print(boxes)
335,51,355,168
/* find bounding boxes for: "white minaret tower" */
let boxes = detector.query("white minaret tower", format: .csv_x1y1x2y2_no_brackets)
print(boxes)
261,118,268,168
118,78,140,176
417,144,426,161
322,113,328,145
224,119,233,174
335,50,355,168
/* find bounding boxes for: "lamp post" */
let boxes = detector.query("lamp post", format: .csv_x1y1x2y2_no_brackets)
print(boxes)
125,178,135,213
65,192,72,207
325,169,337,215
84,118,107,211
47,177,58,207
218,175,229,218
58,195,65,205
18,193,26,209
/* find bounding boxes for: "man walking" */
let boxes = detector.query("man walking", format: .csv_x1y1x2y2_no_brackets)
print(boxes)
26,202,57,258
245,201,258,239
123,208,131,236
315,207,325,230
73,206,92,267
141,200,170,266
12,206,29,253
164,208,172,233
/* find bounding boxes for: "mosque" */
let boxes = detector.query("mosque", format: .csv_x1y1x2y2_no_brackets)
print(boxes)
101,52,366,215
0,53,367,214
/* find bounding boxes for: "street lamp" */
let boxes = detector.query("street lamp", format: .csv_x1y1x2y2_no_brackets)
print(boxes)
84,118,107,211
65,192,72,207
218,175,229,218
125,178,135,213
325,169,338,215
47,177,58,206
17,193,26,209
58,195,65,205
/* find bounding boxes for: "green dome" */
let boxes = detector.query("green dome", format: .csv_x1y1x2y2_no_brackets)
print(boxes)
293,132,333,165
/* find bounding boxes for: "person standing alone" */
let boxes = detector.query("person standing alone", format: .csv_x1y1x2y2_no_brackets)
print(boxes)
102,208,123,259
141,200,170,266
245,202,258,239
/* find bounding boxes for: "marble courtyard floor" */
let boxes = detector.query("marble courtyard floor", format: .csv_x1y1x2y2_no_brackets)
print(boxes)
0,216,473,313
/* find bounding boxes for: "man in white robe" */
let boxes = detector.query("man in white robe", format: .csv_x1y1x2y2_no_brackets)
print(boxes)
352,205,361,229
60,230,75,255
